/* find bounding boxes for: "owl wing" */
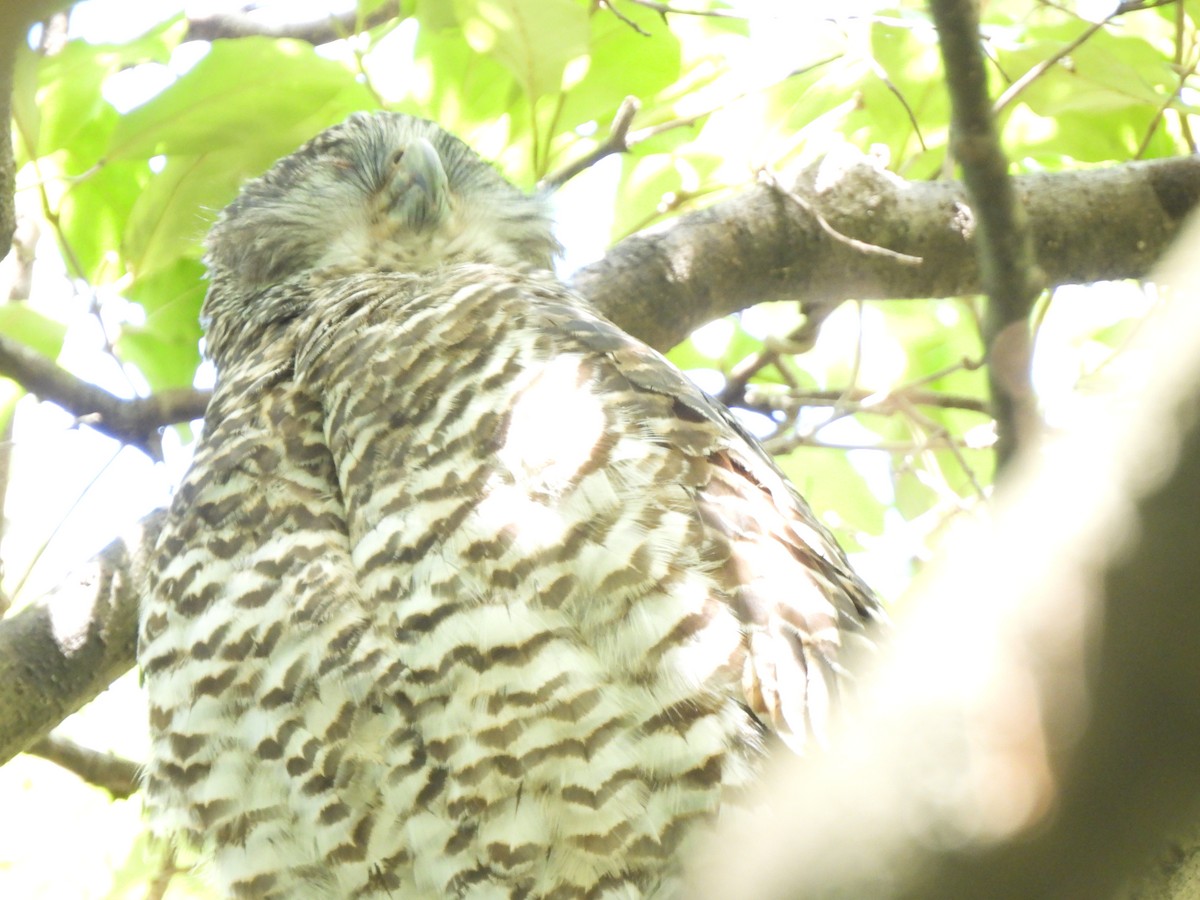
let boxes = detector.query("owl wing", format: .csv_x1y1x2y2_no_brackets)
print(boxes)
536,282,885,751
296,264,884,760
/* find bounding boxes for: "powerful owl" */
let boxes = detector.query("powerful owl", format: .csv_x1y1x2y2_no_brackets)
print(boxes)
139,112,883,898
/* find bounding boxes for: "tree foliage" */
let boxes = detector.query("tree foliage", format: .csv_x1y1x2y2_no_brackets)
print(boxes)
1,0,1198,895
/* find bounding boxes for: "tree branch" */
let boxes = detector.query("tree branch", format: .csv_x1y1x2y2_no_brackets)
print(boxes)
185,1,401,45
0,0,77,265
931,0,1041,469
571,153,1199,353
752,386,992,417
539,96,642,193
0,510,164,766
0,334,211,458
26,732,140,798
624,0,744,20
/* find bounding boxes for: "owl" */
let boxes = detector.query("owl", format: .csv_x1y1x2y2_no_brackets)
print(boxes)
139,112,883,898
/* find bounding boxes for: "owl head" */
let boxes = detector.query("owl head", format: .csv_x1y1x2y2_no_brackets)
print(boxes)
202,112,560,340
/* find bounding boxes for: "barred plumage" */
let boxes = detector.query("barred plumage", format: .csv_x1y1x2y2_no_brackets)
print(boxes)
139,112,883,898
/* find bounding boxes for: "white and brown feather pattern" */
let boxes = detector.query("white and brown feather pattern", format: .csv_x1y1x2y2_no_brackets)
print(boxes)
140,112,882,899
142,264,880,898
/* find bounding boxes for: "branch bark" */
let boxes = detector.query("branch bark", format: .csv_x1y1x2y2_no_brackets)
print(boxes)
0,510,163,765
0,0,76,264
185,1,401,44
26,731,140,798
0,334,210,457
571,152,1200,352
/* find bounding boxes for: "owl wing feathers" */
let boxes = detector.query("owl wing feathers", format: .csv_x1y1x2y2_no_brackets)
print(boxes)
532,277,884,750
295,264,882,754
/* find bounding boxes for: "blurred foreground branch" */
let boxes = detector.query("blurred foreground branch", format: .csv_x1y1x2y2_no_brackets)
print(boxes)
692,219,1200,897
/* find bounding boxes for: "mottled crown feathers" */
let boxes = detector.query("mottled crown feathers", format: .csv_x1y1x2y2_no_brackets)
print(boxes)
202,112,560,359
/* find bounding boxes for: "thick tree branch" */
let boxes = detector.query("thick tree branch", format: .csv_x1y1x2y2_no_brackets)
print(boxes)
570,153,1199,352
185,1,401,45
0,334,211,458
692,220,1200,898
931,0,1041,470
0,510,163,765
0,15,22,262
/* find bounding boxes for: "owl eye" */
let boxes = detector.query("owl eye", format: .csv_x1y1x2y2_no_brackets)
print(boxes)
390,148,406,167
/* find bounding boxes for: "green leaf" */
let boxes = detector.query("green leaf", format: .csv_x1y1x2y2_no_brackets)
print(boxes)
127,255,207,319
610,149,721,240
416,0,462,31
452,0,589,104
33,42,113,157
118,329,201,391
57,159,151,282
0,305,68,359
1009,24,1174,115
107,38,376,159
29,19,181,159
410,18,526,134
894,469,938,521
667,335,718,372
123,145,288,279
865,17,950,163
119,258,206,391
556,4,681,133
778,447,885,546
11,46,42,163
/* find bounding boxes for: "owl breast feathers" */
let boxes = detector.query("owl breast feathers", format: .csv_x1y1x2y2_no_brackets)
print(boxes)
139,112,884,898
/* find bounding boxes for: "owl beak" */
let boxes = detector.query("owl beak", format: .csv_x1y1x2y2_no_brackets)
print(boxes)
391,137,450,229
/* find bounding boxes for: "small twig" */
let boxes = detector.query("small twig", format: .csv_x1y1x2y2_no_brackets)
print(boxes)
186,1,402,44
9,447,123,603
539,97,642,192
870,59,928,152
992,17,1109,114
26,732,141,799
144,843,181,900
0,334,211,459
764,432,982,455
1134,46,1200,159
906,403,990,499
751,386,991,417
993,1,1168,115
625,0,745,19
541,55,843,192
717,307,836,407
759,167,924,265
831,300,868,428
598,0,652,35
1172,1,1198,153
